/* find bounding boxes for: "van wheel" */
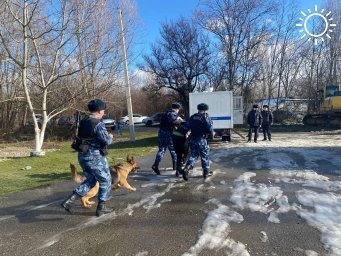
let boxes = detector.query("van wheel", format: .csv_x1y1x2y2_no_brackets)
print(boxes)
146,120,152,126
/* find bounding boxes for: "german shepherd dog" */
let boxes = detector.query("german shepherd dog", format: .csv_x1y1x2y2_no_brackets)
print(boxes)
70,155,139,208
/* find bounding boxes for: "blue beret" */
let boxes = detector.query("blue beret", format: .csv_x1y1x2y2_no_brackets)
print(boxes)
172,102,182,109
88,99,107,112
197,103,209,111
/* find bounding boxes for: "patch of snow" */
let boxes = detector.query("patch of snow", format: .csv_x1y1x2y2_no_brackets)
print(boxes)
305,250,318,256
0,215,15,222
296,189,341,255
270,170,341,192
231,173,286,213
259,231,268,242
135,251,148,256
182,198,248,256
38,234,61,249
140,183,166,188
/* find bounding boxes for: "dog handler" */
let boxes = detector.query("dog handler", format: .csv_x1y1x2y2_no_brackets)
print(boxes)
62,99,114,217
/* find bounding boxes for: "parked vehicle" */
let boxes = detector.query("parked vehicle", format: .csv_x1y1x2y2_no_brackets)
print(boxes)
28,114,51,126
102,115,116,130
57,116,74,127
120,114,148,125
303,84,341,127
142,113,163,126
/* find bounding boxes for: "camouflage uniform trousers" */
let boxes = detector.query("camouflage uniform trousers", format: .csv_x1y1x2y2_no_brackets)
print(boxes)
155,130,177,164
75,149,111,202
186,137,210,173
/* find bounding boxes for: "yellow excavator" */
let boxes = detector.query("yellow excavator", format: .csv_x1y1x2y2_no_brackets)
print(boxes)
303,84,341,127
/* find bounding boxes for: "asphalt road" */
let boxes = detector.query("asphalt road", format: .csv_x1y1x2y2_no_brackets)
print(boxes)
0,130,340,256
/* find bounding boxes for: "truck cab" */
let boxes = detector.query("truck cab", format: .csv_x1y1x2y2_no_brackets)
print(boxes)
321,84,341,113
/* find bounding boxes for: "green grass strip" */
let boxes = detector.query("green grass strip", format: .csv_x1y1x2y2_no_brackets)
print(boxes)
0,131,158,197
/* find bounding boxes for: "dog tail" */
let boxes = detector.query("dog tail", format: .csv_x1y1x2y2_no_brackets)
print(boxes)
70,163,85,183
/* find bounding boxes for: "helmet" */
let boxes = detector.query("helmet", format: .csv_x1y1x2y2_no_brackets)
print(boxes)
171,102,182,109
197,103,209,111
87,99,107,112
263,104,269,108
252,104,259,109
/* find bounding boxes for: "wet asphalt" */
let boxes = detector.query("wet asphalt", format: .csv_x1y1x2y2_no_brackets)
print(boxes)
0,130,340,256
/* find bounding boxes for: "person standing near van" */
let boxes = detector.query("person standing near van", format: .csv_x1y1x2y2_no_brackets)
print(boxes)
247,104,262,143
261,105,273,141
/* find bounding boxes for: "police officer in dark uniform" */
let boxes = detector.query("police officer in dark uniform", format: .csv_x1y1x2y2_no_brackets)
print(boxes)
152,102,182,175
172,120,190,177
247,104,262,143
261,104,273,141
182,103,213,181
61,99,114,217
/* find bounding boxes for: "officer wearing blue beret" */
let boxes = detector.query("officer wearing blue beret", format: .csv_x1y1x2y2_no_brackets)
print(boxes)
182,103,213,180
152,102,182,175
61,99,114,217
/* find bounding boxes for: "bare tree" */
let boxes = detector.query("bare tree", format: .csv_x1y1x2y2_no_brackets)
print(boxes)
196,0,275,96
140,17,212,116
0,0,140,155
325,0,341,85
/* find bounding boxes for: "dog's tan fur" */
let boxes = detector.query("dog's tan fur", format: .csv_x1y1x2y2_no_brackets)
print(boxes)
70,155,139,208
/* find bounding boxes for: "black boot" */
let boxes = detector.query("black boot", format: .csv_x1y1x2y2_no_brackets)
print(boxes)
172,161,176,171
182,165,190,181
262,138,267,141
152,162,160,175
175,161,183,177
176,165,183,177
61,192,80,213
203,170,213,179
96,201,113,217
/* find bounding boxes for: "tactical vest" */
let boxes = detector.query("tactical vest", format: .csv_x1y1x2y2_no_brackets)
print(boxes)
78,117,101,139
190,113,210,138
71,117,102,153
159,110,177,131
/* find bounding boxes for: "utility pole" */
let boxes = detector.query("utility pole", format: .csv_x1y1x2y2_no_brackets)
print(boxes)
118,8,135,141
